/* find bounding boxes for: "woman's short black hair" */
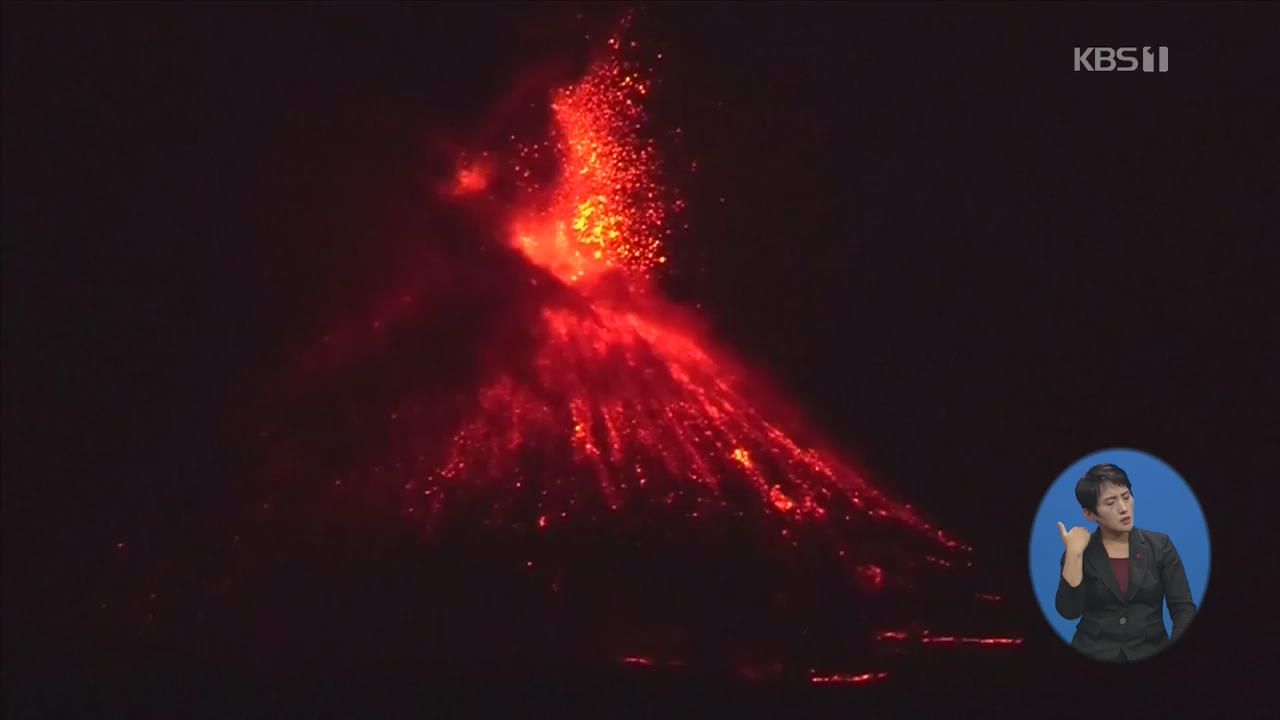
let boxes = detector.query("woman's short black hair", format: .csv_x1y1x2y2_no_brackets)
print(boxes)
1075,464,1133,514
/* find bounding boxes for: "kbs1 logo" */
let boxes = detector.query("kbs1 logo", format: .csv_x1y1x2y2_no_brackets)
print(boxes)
1074,46,1169,72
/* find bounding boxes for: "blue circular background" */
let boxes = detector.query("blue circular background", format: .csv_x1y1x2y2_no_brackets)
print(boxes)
1029,448,1210,646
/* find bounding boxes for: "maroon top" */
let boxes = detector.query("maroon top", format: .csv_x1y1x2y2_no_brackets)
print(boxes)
1109,556,1129,594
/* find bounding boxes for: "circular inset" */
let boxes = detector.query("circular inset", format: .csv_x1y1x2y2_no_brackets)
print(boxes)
1030,448,1209,663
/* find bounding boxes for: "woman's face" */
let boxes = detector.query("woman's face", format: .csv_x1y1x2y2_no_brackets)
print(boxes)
1085,481,1134,534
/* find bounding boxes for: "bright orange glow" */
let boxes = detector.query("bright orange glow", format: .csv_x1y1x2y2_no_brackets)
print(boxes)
510,36,668,285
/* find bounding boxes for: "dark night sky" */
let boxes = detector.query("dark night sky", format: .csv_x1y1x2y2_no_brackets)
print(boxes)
3,1,1276,713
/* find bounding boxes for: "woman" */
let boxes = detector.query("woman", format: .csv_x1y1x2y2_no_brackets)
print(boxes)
1055,464,1197,663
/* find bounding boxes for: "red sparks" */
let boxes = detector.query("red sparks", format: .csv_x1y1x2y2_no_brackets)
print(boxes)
874,629,1024,646
921,635,1024,646
810,671,890,686
854,565,885,593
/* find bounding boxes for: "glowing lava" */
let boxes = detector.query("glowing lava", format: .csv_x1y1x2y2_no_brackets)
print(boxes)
508,31,669,284
418,299,962,552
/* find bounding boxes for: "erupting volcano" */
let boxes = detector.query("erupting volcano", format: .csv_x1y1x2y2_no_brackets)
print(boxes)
420,32,965,554
235,19,1020,678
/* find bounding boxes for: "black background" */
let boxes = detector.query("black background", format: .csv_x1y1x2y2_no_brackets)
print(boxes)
4,1,1276,715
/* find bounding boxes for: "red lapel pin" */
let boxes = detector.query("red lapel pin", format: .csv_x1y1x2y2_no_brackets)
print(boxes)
1136,553,1142,559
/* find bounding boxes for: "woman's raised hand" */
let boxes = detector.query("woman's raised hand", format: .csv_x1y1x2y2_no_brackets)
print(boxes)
1057,521,1090,555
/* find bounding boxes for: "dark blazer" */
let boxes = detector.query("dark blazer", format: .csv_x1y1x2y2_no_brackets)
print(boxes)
1056,526,1197,663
